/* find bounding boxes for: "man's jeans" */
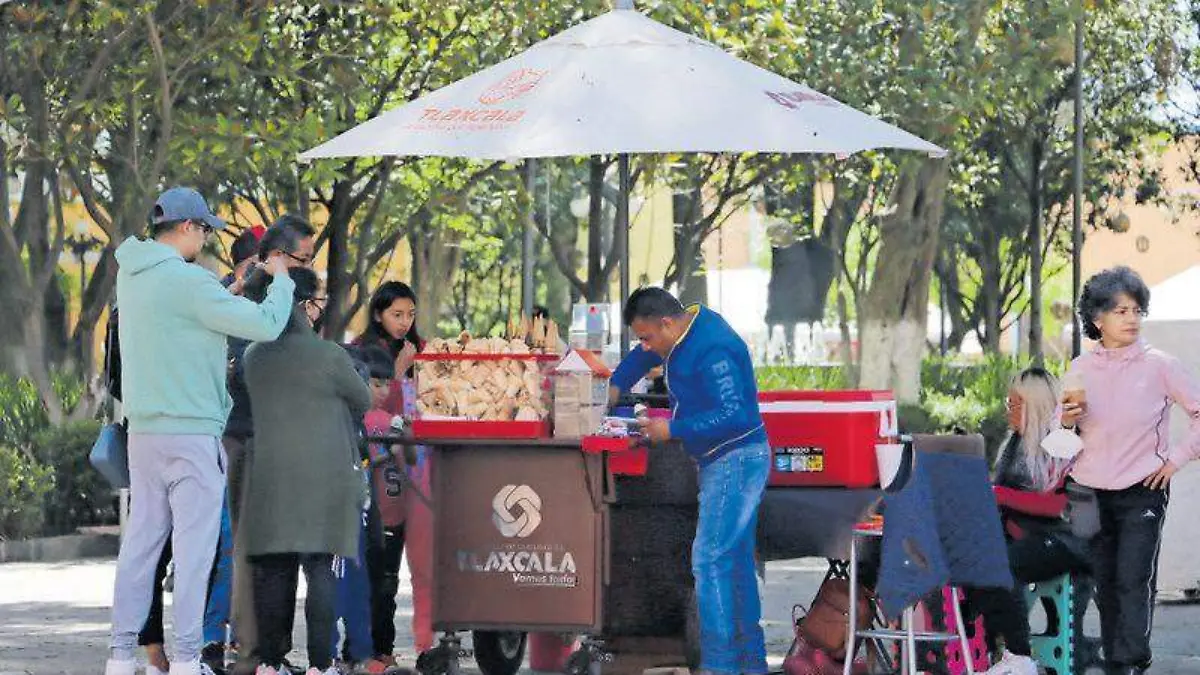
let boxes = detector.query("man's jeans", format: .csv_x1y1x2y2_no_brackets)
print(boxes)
693,441,770,675
203,497,234,644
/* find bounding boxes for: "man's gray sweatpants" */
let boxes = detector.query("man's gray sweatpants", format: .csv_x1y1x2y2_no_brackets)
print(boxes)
110,434,226,663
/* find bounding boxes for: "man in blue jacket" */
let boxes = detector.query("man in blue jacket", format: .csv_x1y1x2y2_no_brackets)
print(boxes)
609,287,770,675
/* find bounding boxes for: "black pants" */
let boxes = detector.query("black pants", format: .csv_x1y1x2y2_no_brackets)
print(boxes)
1091,483,1168,668
137,535,223,646
252,553,337,670
973,531,1087,656
366,525,406,657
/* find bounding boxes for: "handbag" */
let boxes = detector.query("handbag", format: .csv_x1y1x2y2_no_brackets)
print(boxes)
797,578,873,662
1064,480,1101,540
89,420,129,489
785,604,869,675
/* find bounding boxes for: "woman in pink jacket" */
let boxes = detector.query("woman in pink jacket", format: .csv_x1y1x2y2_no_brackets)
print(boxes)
1062,266,1200,675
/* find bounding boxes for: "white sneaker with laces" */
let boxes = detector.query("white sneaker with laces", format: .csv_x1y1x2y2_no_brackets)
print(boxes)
104,659,138,675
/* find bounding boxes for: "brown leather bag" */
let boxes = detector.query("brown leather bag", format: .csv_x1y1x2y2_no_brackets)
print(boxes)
797,578,873,661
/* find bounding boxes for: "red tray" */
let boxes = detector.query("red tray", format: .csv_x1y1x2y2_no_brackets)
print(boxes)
581,435,648,476
411,419,550,439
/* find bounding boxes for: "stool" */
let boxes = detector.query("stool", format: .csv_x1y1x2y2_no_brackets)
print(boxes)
844,520,977,675
914,587,990,675
1025,573,1103,675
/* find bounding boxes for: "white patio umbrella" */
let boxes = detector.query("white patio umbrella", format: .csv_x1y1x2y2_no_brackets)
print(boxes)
300,2,945,345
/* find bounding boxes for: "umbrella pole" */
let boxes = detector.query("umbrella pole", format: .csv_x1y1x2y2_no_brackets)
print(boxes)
618,153,631,355
523,159,536,317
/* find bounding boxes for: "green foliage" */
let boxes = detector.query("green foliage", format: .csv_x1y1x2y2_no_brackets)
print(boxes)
0,372,90,452
758,354,1066,455
30,420,114,536
0,374,50,452
0,445,54,541
0,374,108,539
756,365,848,391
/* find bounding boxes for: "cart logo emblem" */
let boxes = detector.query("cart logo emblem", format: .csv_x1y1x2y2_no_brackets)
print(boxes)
479,68,548,105
493,484,542,538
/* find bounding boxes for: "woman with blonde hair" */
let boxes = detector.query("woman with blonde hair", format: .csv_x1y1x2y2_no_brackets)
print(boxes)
975,367,1089,675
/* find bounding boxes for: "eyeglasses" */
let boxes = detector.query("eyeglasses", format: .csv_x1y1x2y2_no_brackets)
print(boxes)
285,250,313,266
193,221,214,236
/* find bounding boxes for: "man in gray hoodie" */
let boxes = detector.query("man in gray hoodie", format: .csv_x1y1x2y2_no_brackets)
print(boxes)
106,188,295,675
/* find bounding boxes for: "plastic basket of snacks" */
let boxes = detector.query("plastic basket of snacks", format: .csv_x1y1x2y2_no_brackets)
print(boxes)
412,317,561,439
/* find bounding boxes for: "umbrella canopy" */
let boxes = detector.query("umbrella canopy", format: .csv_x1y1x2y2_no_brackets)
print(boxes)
300,7,944,161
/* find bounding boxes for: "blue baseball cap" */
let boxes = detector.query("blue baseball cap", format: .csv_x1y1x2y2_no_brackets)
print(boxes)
150,187,226,231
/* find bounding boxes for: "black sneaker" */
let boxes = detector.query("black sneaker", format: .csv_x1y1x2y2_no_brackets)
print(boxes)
202,642,228,675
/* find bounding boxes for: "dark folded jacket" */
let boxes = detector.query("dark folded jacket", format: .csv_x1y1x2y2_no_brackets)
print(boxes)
876,450,1014,619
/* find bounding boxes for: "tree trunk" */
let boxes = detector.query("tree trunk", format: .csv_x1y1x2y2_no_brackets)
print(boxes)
678,241,708,306
1028,138,1045,366
979,222,1002,353
585,156,606,301
935,248,972,352
408,226,461,338
858,159,948,403
323,180,355,339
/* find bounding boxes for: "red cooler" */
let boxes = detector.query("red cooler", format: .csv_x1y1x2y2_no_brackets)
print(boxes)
758,390,898,488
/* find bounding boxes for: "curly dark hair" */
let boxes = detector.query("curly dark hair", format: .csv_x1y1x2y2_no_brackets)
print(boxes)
1077,265,1150,341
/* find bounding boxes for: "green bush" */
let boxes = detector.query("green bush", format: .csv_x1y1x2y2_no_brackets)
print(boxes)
31,419,116,535
756,365,848,391
0,446,54,540
0,373,109,537
0,374,51,451
756,354,1066,459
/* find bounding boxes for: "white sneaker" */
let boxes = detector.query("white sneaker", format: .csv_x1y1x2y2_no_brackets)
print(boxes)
255,666,292,675
104,659,138,675
983,650,1039,675
146,665,170,675
169,660,217,675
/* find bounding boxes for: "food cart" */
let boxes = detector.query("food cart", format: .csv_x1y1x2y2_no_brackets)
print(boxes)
374,345,896,675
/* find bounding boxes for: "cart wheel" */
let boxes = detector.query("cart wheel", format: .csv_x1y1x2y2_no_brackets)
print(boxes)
684,587,701,669
564,648,593,675
472,631,527,675
417,643,455,675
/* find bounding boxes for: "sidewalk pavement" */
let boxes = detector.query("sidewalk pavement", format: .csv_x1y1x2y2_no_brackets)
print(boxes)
1,556,1198,675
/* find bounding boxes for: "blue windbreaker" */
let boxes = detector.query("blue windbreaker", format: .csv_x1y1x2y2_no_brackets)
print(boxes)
611,305,766,467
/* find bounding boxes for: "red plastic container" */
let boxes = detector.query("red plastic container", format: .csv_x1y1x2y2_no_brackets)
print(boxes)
757,390,897,488
581,435,649,476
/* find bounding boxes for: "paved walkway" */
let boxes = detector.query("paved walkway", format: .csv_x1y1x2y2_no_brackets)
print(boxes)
1,555,1198,674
